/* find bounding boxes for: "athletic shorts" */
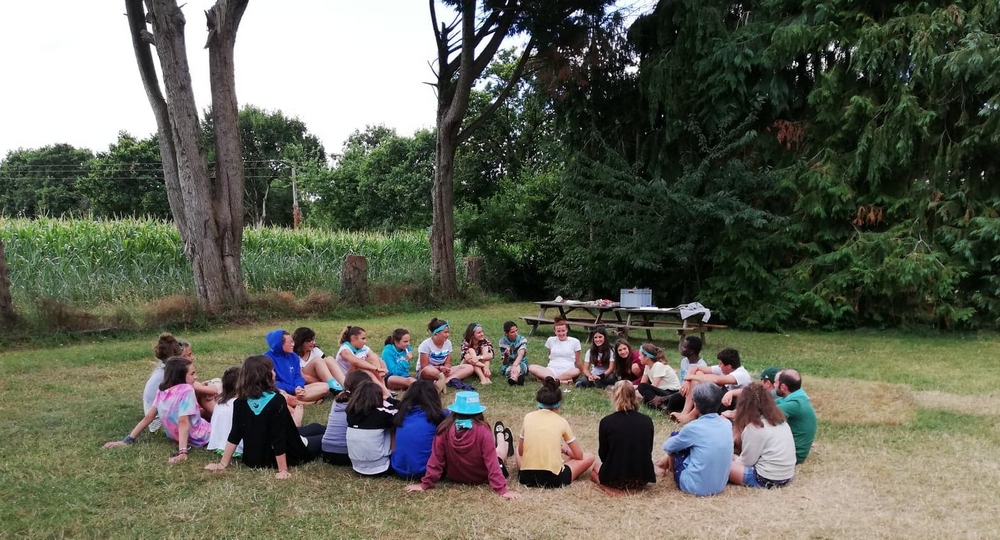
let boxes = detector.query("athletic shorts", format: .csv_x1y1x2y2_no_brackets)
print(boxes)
519,465,572,488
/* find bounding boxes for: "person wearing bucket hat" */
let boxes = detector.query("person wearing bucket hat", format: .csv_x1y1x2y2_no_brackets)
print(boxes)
516,377,595,488
406,391,520,499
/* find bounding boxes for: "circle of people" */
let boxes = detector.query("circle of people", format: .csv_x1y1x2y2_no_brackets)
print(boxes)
104,316,817,497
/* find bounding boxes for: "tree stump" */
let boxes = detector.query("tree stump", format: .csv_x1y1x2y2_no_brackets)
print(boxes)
0,239,14,325
340,254,369,305
464,256,483,288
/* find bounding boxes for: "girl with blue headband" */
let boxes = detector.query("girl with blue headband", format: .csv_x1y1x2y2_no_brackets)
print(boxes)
461,322,494,386
635,343,681,411
418,318,475,392
516,376,595,488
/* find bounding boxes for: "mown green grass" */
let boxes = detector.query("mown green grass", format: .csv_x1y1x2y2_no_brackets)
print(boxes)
2,302,1000,539
0,217,434,306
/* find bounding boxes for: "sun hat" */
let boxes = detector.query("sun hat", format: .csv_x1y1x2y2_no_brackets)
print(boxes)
756,366,781,383
447,391,487,415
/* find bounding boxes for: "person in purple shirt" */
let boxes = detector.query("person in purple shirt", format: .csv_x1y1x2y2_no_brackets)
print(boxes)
264,329,330,405
656,383,733,496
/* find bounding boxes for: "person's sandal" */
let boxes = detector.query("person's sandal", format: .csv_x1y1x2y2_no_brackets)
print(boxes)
494,421,506,448
503,427,514,458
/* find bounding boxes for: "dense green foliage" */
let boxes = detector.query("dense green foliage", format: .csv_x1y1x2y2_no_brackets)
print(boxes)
0,217,431,306
3,2,999,330
0,144,94,218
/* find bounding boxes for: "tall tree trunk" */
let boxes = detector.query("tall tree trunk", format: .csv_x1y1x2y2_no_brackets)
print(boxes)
0,239,14,325
431,124,460,296
206,0,249,305
125,0,248,312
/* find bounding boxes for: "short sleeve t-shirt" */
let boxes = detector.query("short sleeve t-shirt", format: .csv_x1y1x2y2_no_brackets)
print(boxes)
154,383,211,447
544,336,581,376
645,362,681,391
207,398,244,454
418,338,453,367
711,365,753,391
678,357,707,382
299,347,324,369
520,409,576,475
337,343,372,374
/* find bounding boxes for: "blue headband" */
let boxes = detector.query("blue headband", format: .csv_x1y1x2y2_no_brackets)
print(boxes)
432,322,449,335
641,348,657,360
537,401,560,410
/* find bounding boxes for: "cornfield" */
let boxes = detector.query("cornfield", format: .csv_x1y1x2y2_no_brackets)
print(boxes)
0,217,432,306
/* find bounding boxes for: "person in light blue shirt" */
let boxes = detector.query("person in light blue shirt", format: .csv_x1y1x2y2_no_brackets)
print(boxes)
656,383,733,496
381,328,418,391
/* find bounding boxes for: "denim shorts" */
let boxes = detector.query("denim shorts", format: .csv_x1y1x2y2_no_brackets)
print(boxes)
743,466,791,489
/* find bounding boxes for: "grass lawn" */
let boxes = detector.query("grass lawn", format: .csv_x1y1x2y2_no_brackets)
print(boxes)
2,302,999,539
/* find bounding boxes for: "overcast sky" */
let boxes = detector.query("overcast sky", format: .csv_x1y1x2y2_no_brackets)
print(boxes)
0,1,654,161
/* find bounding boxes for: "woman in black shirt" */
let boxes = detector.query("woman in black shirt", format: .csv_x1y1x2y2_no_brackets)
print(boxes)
591,380,656,495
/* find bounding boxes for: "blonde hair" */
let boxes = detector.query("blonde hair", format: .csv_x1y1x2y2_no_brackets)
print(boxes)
610,380,640,412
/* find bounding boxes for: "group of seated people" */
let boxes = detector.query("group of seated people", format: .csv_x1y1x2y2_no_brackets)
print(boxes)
102,316,817,497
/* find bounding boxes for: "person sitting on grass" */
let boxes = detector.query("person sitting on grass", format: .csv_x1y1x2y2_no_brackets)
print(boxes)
406,391,521,499
143,333,218,431
418,318,475,392
293,327,345,392
321,371,372,467
205,355,325,479
661,336,709,413
670,348,752,424
105,356,212,463
391,380,448,479
591,381,656,495
577,326,616,389
461,323,495,386
636,343,681,409
337,325,392,397
207,366,244,458
611,338,643,384
381,328,418,391
528,318,582,386
774,369,817,464
728,383,796,488
346,381,399,476
264,329,333,406
655,383,732,497
517,376,595,488
498,321,528,386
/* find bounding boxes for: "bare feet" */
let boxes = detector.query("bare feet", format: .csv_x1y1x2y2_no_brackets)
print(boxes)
669,411,694,424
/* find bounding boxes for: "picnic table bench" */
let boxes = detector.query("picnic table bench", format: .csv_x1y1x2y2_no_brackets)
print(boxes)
521,301,727,343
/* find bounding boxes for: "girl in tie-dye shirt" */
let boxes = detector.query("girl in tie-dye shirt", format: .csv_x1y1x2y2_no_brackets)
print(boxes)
104,357,211,463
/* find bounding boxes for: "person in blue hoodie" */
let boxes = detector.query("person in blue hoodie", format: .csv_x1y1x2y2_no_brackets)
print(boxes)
390,380,448,479
264,329,338,405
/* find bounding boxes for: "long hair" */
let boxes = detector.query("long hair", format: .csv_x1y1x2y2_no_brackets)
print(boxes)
216,366,240,403
436,411,487,435
159,357,191,390
153,333,183,362
393,380,445,428
640,343,667,365
462,323,482,347
292,327,316,356
385,328,410,346
589,326,612,368
536,377,562,408
236,355,276,399
335,371,372,404
610,380,640,412
613,339,634,379
345,381,383,416
340,325,365,345
731,383,786,435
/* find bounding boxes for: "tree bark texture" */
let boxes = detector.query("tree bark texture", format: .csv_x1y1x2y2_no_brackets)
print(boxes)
340,254,369,305
0,239,15,325
125,0,248,312
429,0,526,299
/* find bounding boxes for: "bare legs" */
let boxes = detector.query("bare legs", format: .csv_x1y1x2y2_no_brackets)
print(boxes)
301,357,345,387
527,365,580,385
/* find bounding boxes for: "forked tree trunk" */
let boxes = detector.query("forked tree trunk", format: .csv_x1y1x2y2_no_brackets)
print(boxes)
0,239,15,325
125,0,248,312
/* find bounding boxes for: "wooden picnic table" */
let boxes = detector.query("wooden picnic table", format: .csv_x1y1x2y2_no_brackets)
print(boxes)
520,301,727,343
613,306,727,343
